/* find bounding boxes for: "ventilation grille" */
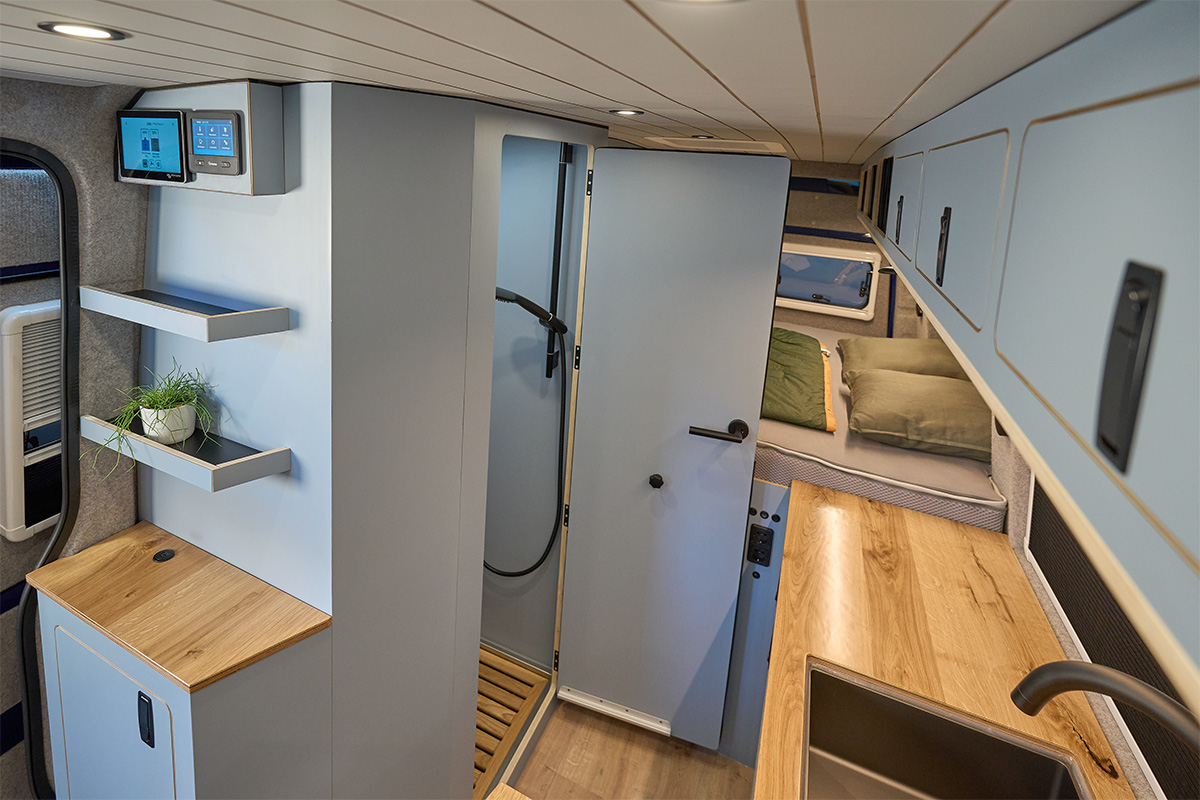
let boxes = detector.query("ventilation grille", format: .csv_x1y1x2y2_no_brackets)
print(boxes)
644,136,787,155
21,318,60,425
1029,482,1198,800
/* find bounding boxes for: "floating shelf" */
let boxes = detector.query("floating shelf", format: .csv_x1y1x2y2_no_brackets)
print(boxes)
80,286,290,342
81,415,290,492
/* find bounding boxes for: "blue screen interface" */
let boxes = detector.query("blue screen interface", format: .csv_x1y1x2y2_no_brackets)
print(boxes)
120,116,182,174
191,118,236,156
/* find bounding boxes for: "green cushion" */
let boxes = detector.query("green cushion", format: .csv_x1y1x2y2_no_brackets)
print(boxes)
838,336,969,387
762,327,834,432
847,369,992,461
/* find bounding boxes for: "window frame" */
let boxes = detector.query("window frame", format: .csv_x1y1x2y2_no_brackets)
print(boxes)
774,241,882,321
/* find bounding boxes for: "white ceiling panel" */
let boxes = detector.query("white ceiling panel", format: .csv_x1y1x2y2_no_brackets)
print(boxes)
0,0,1145,166
630,0,819,159
485,0,766,135
352,0,730,135
0,22,294,83
806,0,1000,116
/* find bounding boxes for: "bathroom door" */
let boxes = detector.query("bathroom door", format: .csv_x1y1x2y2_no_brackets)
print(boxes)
559,149,789,748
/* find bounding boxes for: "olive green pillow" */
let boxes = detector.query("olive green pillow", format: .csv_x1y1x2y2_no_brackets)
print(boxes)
838,336,969,387
847,369,992,461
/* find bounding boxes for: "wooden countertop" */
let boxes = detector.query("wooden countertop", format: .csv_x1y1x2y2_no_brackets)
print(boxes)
26,521,331,693
753,481,1134,800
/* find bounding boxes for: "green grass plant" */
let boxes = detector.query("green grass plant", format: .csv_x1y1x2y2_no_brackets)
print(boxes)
86,360,215,477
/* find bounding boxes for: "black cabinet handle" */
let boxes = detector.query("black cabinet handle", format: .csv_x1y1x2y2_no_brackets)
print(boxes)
137,691,154,748
648,474,664,489
689,419,750,444
895,196,904,241
935,206,952,286
1097,261,1163,473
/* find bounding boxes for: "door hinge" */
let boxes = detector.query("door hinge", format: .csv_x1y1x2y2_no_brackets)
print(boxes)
586,169,593,196
553,650,559,671
563,504,570,526
574,345,581,370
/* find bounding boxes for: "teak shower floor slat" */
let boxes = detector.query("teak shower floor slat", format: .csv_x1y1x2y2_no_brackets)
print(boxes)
473,645,548,800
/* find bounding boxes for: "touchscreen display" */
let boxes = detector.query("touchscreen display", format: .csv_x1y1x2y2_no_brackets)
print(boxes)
119,115,183,174
191,117,236,156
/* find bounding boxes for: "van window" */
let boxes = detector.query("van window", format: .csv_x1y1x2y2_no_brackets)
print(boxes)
775,243,880,321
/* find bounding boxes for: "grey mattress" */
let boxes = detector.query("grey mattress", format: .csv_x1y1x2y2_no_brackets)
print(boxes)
755,322,1007,531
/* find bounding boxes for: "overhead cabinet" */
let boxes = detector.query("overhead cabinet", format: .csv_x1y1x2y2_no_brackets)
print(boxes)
885,152,923,262
913,131,1008,330
995,82,1199,556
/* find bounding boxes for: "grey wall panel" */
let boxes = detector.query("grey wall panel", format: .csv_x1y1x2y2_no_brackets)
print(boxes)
0,77,147,559
140,83,333,613
328,84,477,800
480,135,585,670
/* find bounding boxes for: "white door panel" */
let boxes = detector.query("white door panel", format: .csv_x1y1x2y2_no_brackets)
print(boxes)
559,149,789,748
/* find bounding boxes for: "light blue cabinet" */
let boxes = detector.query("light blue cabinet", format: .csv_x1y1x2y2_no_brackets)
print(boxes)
913,131,1008,331
886,151,923,264
995,83,1199,563
54,626,180,799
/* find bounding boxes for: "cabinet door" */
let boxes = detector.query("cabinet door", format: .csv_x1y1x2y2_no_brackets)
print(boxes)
54,626,177,798
914,131,1008,329
559,149,789,749
995,83,1199,560
887,152,923,262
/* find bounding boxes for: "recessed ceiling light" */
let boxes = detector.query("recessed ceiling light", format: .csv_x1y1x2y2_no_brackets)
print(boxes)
692,135,715,139
38,22,128,40
608,109,644,117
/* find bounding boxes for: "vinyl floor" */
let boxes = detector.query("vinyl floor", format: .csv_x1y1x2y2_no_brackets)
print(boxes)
513,702,754,800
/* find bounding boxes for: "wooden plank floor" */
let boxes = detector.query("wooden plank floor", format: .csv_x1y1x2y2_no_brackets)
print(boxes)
475,645,549,800
514,702,754,800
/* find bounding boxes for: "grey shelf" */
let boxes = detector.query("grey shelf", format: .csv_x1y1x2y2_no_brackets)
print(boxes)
80,286,289,342
81,415,290,492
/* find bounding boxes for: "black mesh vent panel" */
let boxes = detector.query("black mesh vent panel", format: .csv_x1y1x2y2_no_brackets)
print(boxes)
1029,482,1198,799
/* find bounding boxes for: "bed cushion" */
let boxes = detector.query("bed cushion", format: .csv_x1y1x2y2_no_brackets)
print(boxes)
847,369,992,461
761,327,836,432
838,336,969,387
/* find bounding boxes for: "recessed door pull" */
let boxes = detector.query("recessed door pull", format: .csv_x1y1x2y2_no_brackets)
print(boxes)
688,419,750,444
1096,261,1163,473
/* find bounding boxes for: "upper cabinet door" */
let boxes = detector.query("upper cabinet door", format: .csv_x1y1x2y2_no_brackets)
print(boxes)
995,83,1199,563
559,149,789,749
887,152,924,263
914,131,1009,330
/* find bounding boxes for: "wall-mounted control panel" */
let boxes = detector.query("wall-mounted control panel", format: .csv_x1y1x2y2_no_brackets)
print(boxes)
187,111,242,176
119,81,284,195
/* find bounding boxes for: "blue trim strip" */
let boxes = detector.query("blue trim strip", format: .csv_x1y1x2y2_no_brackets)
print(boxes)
783,225,872,243
0,581,25,615
788,176,859,195
0,703,22,756
0,261,59,282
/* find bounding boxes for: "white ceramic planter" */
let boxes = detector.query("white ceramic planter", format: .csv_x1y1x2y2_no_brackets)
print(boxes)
140,405,197,444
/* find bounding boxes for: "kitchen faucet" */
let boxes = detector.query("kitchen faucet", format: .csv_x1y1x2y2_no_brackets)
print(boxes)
1012,661,1199,753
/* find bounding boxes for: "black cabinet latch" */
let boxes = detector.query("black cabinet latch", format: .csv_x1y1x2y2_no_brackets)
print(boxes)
1097,261,1163,472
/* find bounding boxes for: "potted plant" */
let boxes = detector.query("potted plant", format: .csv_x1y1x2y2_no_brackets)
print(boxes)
90,361,215,470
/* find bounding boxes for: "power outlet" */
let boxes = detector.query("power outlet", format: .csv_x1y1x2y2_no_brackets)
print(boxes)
746,524,774,567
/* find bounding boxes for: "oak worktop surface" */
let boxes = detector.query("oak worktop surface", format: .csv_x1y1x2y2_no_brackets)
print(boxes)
26,521,331,693
753,481,1134,800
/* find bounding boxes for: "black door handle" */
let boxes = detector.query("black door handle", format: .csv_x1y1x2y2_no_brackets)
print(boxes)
895,196,904,241
935,206,952,286
689,419,750,444
1097,261,1163,473
137,691,154,748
